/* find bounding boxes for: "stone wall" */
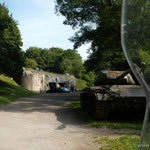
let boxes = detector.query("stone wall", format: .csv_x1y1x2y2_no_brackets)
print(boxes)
21,71,76,93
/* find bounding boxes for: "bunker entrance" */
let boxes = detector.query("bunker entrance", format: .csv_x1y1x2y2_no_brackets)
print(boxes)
59,83,65,87
49,82,56,90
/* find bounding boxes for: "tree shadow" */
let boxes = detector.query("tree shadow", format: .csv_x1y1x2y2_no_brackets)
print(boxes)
0,93,87,130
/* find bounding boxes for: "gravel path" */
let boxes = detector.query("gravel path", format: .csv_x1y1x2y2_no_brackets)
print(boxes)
0,93,139,150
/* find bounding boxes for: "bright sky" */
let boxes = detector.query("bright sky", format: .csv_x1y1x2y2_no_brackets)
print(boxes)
1,0,90,60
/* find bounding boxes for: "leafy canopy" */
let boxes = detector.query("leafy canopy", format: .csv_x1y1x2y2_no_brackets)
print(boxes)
0,3,24,83
25,47,85,78
25,58,38,69
55,0,128,71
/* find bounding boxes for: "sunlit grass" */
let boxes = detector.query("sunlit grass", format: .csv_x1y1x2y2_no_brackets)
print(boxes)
95,135,140,150
0,74,37,106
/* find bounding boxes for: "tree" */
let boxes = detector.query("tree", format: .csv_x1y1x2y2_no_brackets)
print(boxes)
55,0,128,71
25,58,38,69
82,71,95,86
25,47,64,72
0,4,25,83
25,47,85,78
25,47,44,70
60,49,85,78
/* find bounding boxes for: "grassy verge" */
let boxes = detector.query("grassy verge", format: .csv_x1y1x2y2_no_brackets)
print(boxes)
67,100,142,130
0,74,37,106
94,135,140,150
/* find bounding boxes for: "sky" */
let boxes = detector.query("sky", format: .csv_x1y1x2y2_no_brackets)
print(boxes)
1,0,90,60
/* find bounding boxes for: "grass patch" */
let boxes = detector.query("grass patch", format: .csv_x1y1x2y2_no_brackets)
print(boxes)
67,100,142,130
67,101,81,108
89,121,142,130
0,74,37,106
95,135,140,150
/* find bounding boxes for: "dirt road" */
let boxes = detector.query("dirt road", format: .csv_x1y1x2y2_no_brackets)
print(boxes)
0,93,138,150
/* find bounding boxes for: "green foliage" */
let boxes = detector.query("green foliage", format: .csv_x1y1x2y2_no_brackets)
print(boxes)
60,49,85,78
97,49,128,71
76,78,87,91
131,50,150,67
123,1,150,85
95,135,139,150
82,71,95,86
144,67,150,85
25,47,47,70
25,47,65,72
129,50,150,84
25,58,38,69
0,4,25,83
25,47,85,78
0,74,36,106
55,0,128,71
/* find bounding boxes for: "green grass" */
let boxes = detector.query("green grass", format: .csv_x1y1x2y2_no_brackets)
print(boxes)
68,100,142,149
67,101,81,108
67,100,142,130
0,74,37,106
89,121,142,130
95,135,140,150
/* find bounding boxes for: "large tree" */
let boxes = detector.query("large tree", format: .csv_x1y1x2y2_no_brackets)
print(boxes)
55,0,128,71
0,4,24,83
60,49,85,78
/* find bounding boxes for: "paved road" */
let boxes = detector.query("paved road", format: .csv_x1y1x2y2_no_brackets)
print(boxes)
0,93,139,150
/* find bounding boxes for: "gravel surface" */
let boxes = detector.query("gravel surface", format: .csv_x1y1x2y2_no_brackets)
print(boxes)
0,93,139,150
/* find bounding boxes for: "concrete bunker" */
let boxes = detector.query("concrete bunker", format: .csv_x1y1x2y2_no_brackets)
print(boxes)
21,70,76,93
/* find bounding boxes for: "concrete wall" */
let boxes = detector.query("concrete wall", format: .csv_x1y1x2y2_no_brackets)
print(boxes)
21,71,76,93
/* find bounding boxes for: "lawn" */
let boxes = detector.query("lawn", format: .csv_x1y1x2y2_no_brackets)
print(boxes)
0,74,36,106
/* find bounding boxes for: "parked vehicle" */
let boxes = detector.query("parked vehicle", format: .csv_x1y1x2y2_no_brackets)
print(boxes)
80,69,146,120
46,87,70,93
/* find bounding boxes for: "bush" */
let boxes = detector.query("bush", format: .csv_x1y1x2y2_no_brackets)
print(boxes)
82,71,95,86
76,78,87,91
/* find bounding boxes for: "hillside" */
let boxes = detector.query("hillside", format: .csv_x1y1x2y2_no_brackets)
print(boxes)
0,74,36,106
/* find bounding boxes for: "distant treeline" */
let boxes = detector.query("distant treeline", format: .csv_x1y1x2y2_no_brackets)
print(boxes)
25,47,84,79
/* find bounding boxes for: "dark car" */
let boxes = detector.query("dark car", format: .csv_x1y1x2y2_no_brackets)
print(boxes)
46,87,70,93
60,87,70,93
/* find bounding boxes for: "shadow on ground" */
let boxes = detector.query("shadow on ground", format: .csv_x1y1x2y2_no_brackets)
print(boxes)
0,92,144,130
0,93,89,129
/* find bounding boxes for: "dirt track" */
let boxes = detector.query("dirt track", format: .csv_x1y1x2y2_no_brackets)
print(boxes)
0,93,139,150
